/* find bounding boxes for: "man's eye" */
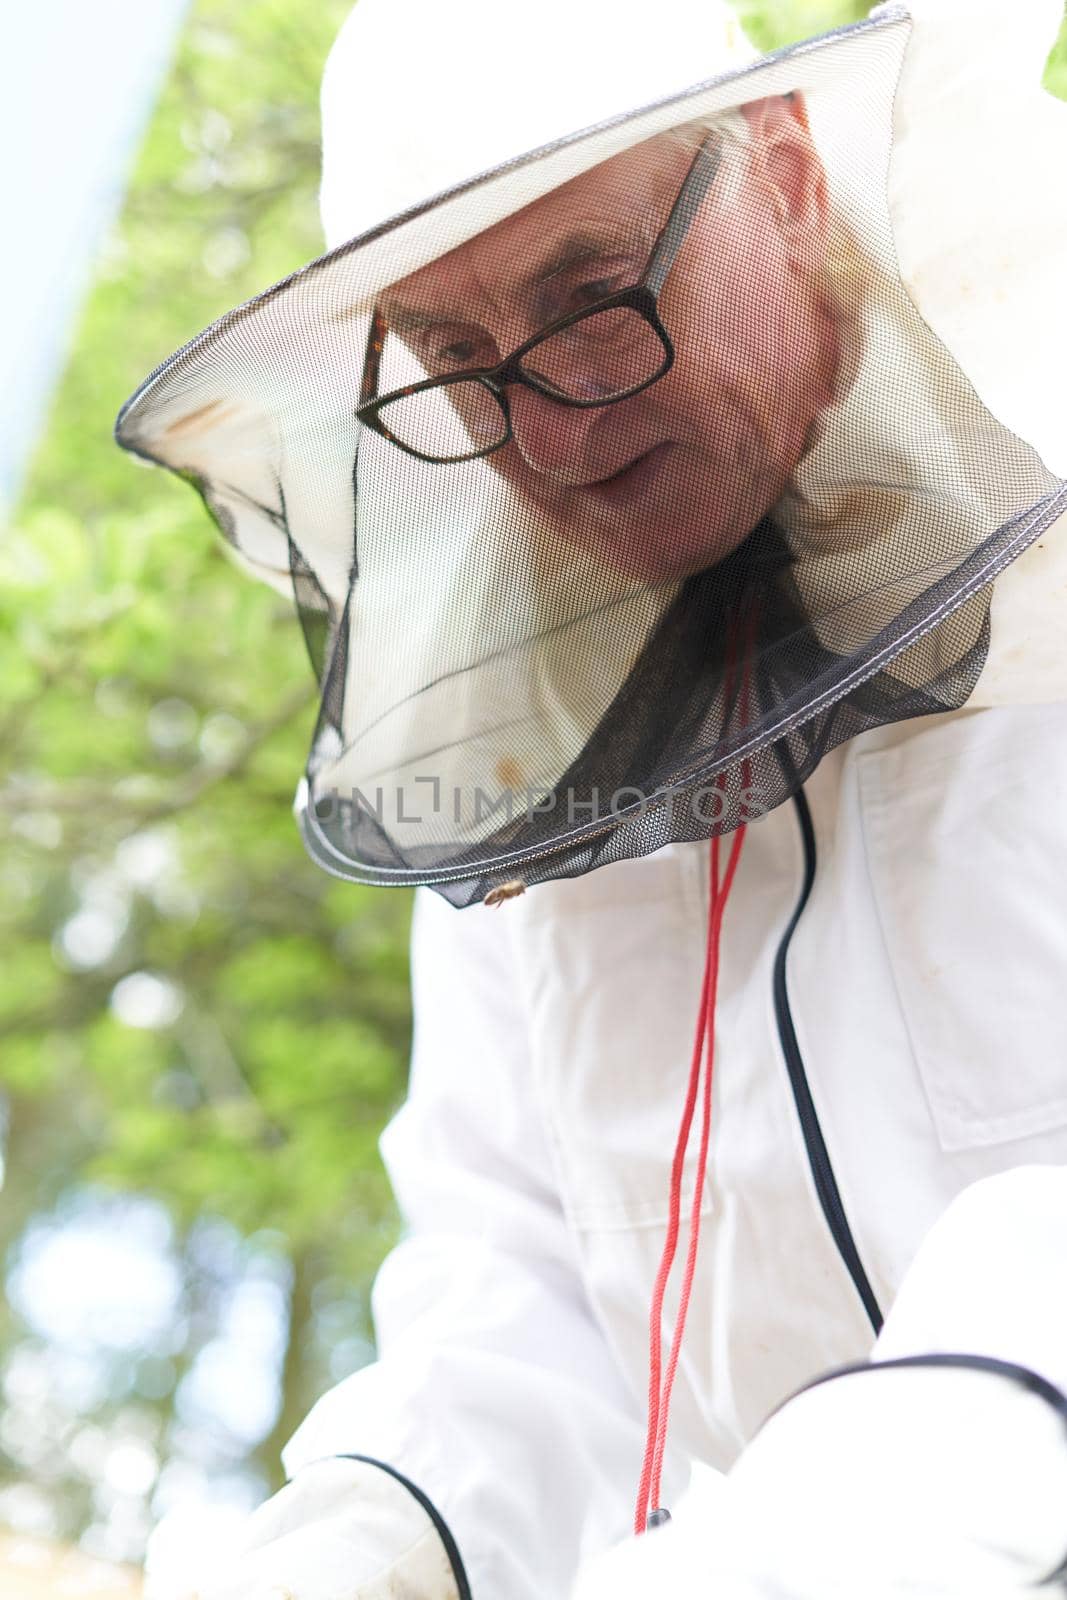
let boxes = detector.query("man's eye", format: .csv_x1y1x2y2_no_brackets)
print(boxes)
537,255,641,322
571,277,620,308
420,328,495,373
440,339,477,366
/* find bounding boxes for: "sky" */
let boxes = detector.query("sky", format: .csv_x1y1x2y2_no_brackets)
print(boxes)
0,0,191,512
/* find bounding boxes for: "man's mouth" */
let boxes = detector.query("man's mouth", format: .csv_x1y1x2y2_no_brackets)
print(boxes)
581,442,674,507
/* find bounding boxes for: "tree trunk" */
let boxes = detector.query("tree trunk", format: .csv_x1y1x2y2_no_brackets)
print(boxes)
255,1244,319,1494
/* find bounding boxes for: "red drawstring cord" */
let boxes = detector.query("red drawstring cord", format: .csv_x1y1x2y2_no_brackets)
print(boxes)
633,823,746,1534
634,602,757,1535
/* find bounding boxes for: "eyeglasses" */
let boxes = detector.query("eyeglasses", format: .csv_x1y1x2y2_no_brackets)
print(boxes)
356,133,725,465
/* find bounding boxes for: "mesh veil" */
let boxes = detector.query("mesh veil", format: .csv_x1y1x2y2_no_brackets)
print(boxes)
116,10,1067,907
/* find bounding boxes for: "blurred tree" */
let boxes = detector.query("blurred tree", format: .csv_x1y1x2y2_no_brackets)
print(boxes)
1,0,1065,1568
1,0,407,1561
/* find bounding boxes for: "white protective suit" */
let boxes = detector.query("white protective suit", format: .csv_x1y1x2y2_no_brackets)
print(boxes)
272,696,1067,1599
135,0,1067,1596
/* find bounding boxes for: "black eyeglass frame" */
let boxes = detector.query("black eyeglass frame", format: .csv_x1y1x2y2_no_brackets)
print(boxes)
355,132,725,466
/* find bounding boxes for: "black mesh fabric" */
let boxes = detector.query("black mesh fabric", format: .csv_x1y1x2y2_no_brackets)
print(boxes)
116,11,1067,907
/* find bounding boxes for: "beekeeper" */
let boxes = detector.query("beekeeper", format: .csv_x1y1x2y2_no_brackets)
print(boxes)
117,0,1067,1595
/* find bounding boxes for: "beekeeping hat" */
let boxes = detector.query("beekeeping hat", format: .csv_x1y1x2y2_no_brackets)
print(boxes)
116,0,1067,907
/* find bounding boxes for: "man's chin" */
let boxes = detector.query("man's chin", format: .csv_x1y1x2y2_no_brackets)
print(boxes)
512,463,759,585
569,512,756,586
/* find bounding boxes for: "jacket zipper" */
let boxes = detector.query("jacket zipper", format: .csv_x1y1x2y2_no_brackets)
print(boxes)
772,789,883,1335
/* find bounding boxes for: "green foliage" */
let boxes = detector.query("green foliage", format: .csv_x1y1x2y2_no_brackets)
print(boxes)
1,0,398,1551
1047,7,1067,96
732,0,865,49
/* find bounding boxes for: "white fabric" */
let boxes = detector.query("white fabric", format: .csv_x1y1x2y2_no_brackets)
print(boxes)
282,698,1067,1597
573,1167,1067,1598
319,0,758,253
145,1457,461,1600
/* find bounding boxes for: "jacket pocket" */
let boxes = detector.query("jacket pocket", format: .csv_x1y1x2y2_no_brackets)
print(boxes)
857,706,1067,1152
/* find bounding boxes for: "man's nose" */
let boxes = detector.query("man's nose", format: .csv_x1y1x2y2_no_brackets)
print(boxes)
505,385,599,481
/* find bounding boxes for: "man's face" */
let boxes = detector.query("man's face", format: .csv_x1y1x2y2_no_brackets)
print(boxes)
381,95,840,582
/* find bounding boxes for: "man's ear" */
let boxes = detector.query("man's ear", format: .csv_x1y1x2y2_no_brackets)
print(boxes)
739,94,829,245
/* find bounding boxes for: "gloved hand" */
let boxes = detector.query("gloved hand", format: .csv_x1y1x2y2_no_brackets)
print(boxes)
144,1456,463,1600
573,1166,1067,1598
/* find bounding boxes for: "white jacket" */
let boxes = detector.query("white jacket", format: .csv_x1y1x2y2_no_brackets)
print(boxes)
282,686,1067,1598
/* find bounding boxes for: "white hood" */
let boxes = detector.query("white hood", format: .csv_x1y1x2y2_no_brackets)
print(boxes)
114,0,1067,903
